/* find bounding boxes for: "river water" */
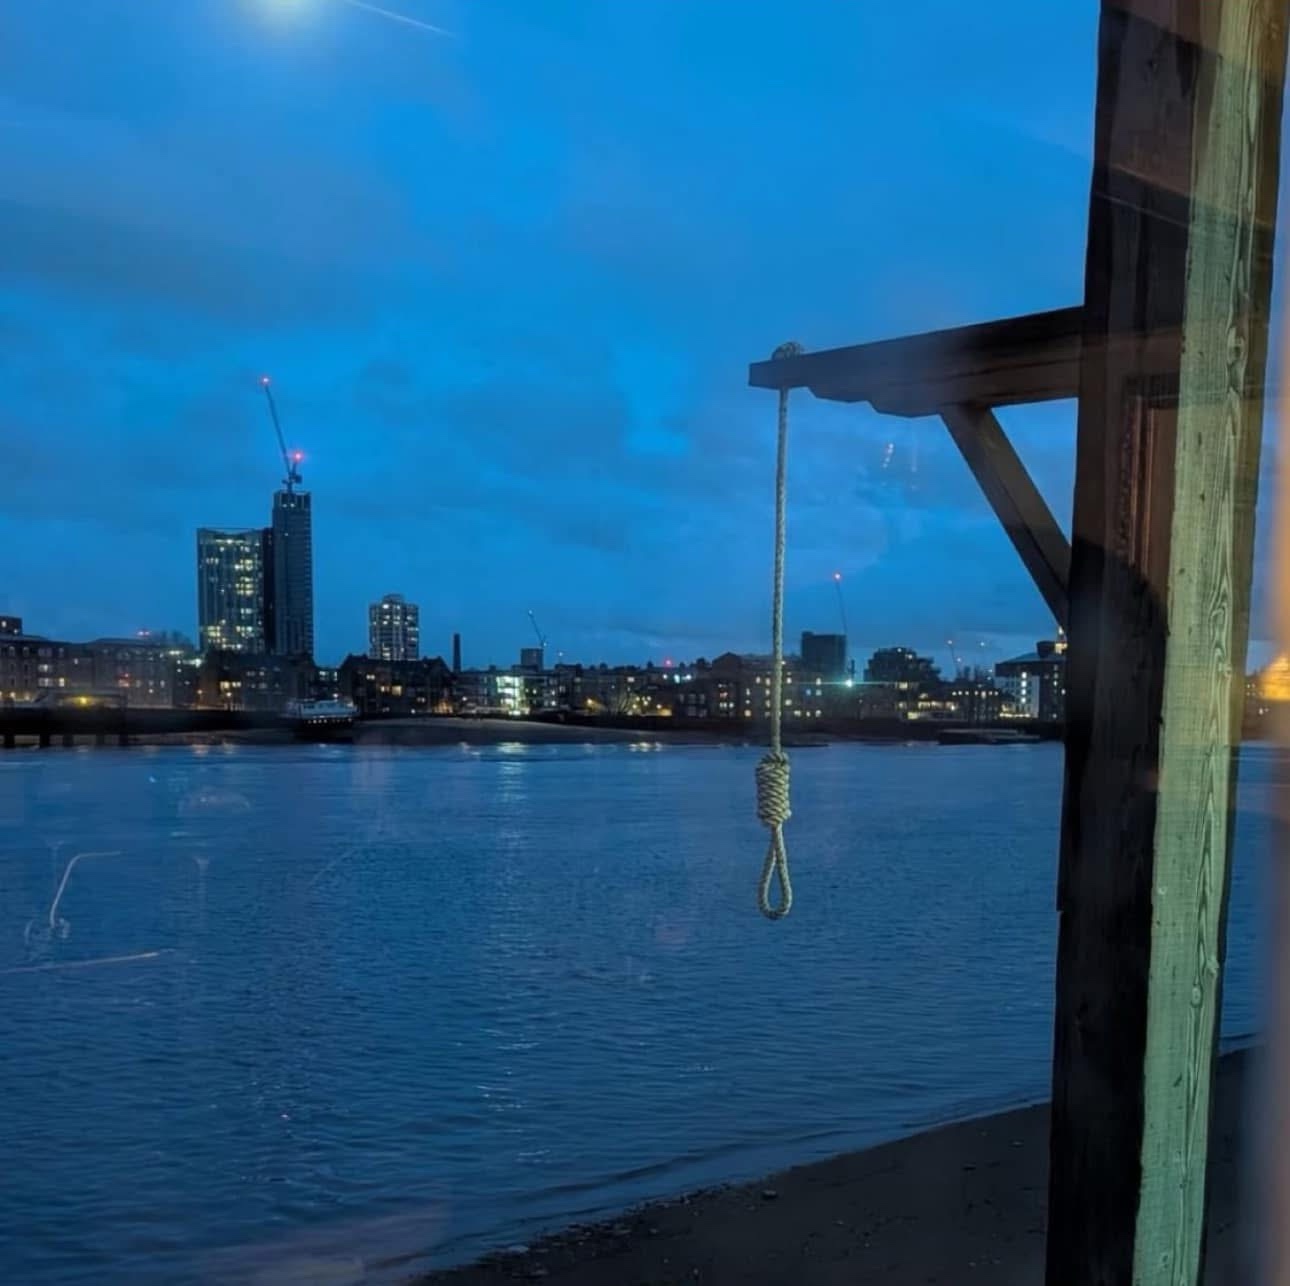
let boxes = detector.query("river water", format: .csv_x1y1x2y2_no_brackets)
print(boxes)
0,741,1275,1283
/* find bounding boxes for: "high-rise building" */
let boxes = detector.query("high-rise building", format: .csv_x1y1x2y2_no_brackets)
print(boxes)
801,631,848,681
368,593,420,661
269,489,314,658
196,529,267,653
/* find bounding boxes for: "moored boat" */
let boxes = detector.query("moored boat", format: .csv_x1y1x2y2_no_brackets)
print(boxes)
284,699,357,742
936,727,1041,746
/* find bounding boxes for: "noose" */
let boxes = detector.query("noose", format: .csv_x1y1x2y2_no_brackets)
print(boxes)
756,341,802,920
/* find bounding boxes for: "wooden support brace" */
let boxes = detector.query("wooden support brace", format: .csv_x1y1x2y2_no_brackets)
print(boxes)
939,403,1071,627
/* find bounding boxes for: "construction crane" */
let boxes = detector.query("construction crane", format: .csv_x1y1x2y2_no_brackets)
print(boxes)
524,610,548,669
945,635,964,679
259,376,303,493
832,571,849,637
832,572,856,681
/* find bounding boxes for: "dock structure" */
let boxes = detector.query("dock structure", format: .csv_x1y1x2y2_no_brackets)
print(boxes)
0,706,286,748
748,2,1288,1281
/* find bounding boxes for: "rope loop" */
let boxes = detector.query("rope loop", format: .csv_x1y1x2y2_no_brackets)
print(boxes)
758,827,793,921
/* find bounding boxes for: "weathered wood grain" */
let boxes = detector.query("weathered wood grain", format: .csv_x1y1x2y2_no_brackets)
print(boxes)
1135,1,1286,1282
1048,2,1286,1284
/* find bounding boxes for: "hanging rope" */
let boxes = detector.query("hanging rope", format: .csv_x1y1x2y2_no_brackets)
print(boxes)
756,341,802,920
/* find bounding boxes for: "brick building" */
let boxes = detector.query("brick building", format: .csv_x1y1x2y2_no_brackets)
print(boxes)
339,655,452,716
197,651,315,711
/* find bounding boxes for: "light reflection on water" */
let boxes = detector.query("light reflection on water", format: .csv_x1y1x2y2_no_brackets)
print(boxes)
0,741,1275,1284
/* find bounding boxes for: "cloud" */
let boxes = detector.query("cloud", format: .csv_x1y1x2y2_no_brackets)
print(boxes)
0,97,427,325
1,199,352,326
11,0,1248,667
0,326,268,529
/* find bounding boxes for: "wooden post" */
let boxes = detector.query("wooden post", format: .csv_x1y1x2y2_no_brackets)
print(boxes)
1268,310,1290,1286
1048,3,1287,1284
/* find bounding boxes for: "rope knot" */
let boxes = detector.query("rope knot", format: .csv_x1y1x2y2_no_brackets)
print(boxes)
755,751,792,829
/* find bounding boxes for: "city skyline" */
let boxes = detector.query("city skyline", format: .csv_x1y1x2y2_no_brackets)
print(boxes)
1,2,1282,668
0,604,1275,735
4,601,1074,724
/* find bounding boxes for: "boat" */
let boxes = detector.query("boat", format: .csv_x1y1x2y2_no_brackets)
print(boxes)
936,727,1041,746
284,699,357,742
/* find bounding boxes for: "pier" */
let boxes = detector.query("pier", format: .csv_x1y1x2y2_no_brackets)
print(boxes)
0,706,285,749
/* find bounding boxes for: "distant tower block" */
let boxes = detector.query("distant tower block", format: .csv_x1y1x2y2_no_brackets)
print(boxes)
368,594,420,662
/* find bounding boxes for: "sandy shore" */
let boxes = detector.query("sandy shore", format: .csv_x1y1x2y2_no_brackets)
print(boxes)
417,1049,1255,1285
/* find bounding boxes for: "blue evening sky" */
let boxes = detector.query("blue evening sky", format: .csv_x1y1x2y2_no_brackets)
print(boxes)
0,1,1279,667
